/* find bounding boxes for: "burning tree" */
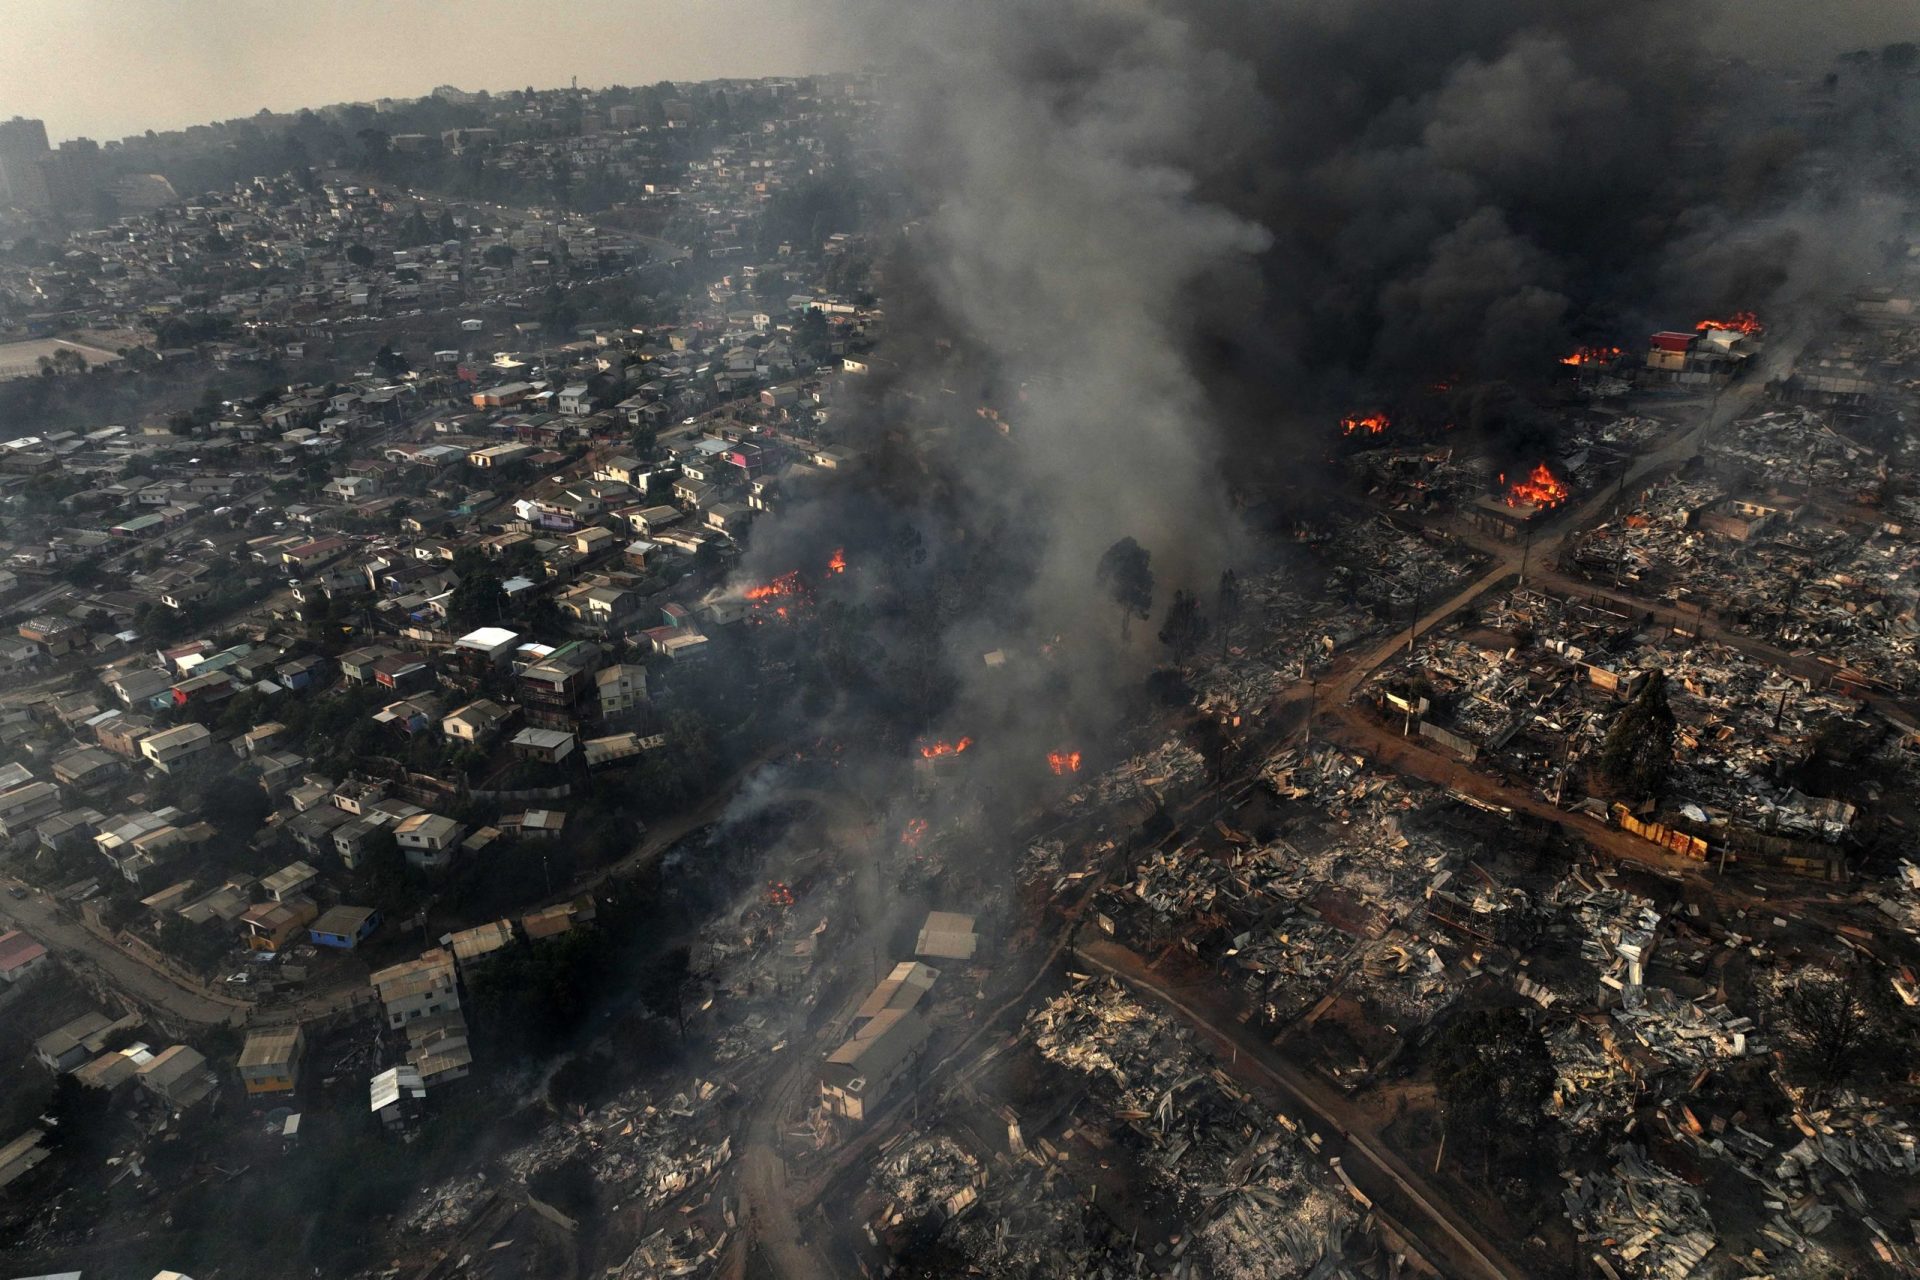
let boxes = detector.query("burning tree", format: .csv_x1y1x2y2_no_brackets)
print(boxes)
1096,536,1155,641
1596,669,1675,800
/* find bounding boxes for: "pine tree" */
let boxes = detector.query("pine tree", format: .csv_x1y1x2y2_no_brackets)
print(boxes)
1598,669,1676,799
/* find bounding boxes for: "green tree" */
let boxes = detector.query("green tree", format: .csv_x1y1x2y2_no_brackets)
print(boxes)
447,570,505,627
345,242,376,268
630,421,657,458
1095,536,1154,641
1597,670,1676,799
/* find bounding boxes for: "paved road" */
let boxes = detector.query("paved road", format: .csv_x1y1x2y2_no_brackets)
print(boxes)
1074,938,1526,1280
1,878,249,1026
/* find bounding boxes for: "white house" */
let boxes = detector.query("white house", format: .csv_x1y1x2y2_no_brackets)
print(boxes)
140,723,213,774
394,813,466,871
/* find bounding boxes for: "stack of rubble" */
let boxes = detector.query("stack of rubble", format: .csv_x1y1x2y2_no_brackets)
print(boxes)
1548,872,1661,990
1669,1090,1920,1272
1563,1144,1718,1279
940,1162,1126,1278
1026,977,1190,1113
1193,1133,1361,1280
1080,737,1207,810
1546,1019,1639,1132
1024,978,1383,1277
867,1134,984,1239
505,1078,735,1213
616,1224,726,1279
1612,986,1758,1070
1870,859,1920,938
404,1172,491,1233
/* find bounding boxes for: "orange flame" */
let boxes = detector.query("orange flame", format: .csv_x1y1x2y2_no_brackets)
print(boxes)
918,737,973,759
1047,750,1082,775
767,881,795,907
1695,311,1762,335
745,570,803,601
1500,463,1571,510
1341,412,1389,436
901,818,928,847
827,548,846,575
1559,345,1623,367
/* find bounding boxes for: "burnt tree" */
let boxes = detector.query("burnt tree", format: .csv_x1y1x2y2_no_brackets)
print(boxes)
1096,536,1154,641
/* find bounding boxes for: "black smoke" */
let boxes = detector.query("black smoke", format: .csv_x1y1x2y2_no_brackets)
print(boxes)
735,0,1919,832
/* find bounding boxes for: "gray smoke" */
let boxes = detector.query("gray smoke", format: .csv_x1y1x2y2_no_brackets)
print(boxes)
735,0,1918,816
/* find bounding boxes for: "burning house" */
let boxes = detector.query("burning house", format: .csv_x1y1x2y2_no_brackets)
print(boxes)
1645,316,1760,385
1466,462,1572,541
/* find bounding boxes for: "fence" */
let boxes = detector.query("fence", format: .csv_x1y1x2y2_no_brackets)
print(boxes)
1610,804,1709,861
1416,720,1478,762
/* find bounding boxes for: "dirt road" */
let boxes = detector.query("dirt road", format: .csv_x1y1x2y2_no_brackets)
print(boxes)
1,879,249,1026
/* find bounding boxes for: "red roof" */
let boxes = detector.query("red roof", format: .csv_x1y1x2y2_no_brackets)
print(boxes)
0,929,47,973
1650,332,1697,352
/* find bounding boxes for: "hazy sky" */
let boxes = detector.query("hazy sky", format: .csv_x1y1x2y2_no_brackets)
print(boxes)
0,0,842,143
0,0,1913,145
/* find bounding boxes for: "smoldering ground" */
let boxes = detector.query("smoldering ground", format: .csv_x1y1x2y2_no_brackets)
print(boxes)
721,0,1920,874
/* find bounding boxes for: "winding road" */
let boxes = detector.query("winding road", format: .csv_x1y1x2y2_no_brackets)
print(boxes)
1,877,249,1026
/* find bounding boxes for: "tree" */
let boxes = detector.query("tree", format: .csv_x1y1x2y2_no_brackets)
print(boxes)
1432,1007,1554,1177
356,127,391,170
345,242,376,268
637,945,692,1038
1158,589,1210,664
630,421,657,459
1775,967,1896,1106
1095,537,1154,641
1597,670,1676,799
483,244,516,268
44,1074,116,1159
447,570,505,627
373,342,411,377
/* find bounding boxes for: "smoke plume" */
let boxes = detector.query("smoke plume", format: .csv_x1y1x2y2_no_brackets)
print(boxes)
738,0,1918,826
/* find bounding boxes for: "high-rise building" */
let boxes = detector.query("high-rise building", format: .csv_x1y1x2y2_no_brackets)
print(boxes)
0,117,52,211
41,138,102,216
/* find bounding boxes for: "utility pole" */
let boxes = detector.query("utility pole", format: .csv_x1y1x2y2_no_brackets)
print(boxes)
1520,526,1533,587
1303,675,1317,752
